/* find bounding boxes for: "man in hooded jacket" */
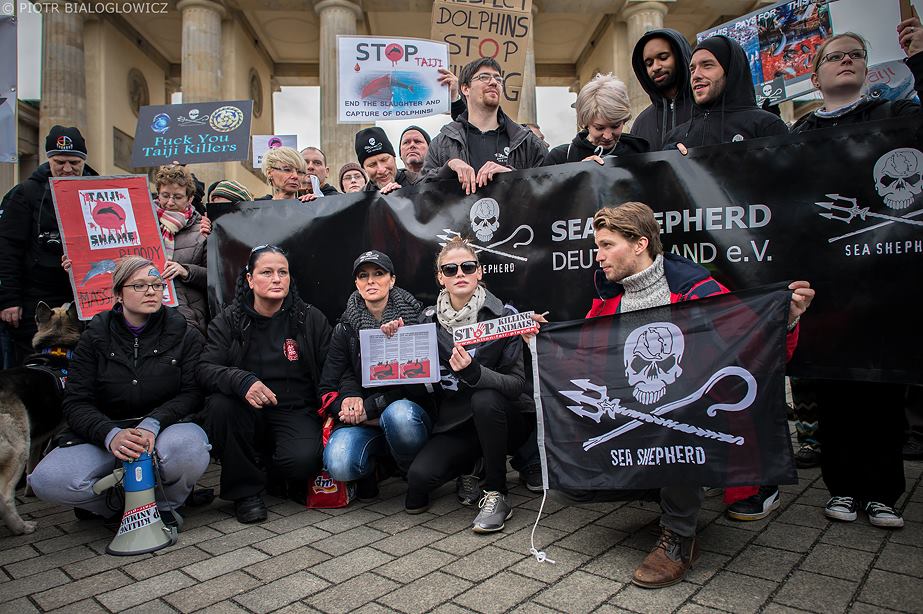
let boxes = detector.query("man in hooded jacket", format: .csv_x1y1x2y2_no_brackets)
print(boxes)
664,35,788,150
630,29,695,150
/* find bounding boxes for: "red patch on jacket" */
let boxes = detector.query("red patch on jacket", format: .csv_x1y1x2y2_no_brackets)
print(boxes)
283,338,299,361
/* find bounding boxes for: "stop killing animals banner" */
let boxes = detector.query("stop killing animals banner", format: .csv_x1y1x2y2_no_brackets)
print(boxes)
338,36,450,123
51,175,178,320
207,117,923,385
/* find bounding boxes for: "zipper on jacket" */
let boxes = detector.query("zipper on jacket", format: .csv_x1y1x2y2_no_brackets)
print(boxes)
133,337,139,367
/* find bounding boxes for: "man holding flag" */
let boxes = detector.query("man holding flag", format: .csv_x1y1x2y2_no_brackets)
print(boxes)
567,202,814,588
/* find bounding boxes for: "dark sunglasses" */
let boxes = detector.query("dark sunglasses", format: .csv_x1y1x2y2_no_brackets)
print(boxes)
439,261,479,276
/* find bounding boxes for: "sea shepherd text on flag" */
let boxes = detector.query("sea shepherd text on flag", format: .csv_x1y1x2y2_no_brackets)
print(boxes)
532,283,796,492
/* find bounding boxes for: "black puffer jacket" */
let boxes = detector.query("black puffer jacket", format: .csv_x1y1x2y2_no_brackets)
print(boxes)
0,162,98,312
421,289,531,433
664,35,789,149
792,52,923,133
543,130,649,165
197,290,331,409
62,306,204,447
630,29,696,150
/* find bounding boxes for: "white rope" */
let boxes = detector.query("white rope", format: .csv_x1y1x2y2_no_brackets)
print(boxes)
528,489,555,564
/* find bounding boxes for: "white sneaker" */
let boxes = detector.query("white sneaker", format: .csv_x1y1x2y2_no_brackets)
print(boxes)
824,496,858,522
864,501,904,529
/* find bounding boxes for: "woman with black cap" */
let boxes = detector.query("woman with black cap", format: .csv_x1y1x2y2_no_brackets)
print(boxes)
319,250,433,499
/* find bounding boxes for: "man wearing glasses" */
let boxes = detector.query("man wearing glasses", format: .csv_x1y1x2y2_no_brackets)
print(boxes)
422,58,547,195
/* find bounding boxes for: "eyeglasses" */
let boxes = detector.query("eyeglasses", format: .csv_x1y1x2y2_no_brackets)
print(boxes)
819,49,867,66
270,166,307,177
342,172,365,182
126,282,165,293
439,261,479,277
158,193,188,202
471,73,503,85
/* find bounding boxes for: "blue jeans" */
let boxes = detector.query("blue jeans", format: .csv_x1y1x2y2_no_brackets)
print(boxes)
324,399,431,482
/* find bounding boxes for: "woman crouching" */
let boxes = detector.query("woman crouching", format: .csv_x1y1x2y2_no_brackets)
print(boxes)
404,237,531,532
29,257,210,526
319,250,433,498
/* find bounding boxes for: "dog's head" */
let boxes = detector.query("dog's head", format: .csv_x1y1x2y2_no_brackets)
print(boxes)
32,302,81,351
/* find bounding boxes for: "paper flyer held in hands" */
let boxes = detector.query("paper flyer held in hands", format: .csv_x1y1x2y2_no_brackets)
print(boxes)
359,323,441,387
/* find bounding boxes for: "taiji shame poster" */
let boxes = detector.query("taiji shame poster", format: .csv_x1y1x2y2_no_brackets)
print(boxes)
131,100,253,167
50,175,178,320
338,36,450,123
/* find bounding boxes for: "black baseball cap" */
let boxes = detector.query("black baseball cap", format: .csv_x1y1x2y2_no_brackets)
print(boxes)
352,250,395,277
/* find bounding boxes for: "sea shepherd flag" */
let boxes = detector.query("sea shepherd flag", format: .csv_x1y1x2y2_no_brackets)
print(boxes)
533,282,797,491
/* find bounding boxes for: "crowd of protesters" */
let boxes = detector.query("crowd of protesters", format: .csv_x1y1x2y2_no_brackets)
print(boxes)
2,16,922,590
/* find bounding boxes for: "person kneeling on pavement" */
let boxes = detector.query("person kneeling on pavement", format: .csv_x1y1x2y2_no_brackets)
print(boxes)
197,245,332,524
319,250,434,499
29,257,210,528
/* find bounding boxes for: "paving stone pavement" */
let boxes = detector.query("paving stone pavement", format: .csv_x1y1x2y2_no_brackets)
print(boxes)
3,438,921,613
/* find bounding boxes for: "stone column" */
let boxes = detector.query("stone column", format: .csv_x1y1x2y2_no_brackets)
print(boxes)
518,4,539,125
620,1,672,118
176,0,226,185
316,0,363,175
39,5,87,148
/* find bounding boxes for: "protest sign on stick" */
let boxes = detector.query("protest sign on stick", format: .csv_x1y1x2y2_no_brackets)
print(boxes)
431,0,532,122
51,175,178,320
338,36,450,123
252,135,298,169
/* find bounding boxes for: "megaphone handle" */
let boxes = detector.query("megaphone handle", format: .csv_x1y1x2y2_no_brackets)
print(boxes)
91,467,125,495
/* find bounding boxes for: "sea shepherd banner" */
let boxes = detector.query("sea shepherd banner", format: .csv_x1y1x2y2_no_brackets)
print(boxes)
533,284,794,491
208,117,923,385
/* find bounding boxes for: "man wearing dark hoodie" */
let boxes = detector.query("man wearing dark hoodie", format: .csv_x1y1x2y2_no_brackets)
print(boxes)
630,29,695,150
664,35,788,150
0,126,98,363
422,57,546,195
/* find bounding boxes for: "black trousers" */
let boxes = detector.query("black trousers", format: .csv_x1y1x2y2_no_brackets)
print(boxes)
407,389,527,500
202,393,323,501
818,380,906,506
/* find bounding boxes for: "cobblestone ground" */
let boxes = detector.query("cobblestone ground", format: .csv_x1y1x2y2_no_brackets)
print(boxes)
2,433,921,614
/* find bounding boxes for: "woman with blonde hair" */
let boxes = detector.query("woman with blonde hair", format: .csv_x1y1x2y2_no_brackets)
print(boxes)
260,146,308,201
544,73,650,166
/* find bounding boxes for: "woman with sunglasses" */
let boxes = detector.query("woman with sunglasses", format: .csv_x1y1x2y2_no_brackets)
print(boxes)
319,250,433,499
196,245,332,524
402,237,530,533
29,257,210,529
785,23,923,530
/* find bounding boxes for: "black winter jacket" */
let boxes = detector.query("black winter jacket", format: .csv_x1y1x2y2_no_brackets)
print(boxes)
791,53,923,133
197,291,332,409
61,306,204,448
664,35,789,149
422,108,546,181
543,130,649,166
421,290,529,433
0,162,98,312
630,29,696,150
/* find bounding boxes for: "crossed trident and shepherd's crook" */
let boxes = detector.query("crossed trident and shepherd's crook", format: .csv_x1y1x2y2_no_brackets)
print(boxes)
816,194,923,243
437,226,534,261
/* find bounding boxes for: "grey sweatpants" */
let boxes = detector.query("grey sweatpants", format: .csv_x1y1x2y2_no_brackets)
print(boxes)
660,485,705,538
28,423,211,517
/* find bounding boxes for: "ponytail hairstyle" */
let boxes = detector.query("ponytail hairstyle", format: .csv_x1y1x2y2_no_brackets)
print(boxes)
234,244,288,303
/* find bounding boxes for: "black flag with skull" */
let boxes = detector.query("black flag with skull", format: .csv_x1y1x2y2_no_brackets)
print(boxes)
533,282,796,491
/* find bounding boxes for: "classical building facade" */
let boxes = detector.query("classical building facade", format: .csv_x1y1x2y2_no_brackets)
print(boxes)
7,0,779,195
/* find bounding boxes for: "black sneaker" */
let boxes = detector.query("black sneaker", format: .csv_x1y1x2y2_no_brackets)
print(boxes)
234,494,268,524
404,491,430,514
824,496,858,522
518,463,543,492
725,486,780,521
795,442,822,468
356,474,380,501
456,458,485,506
864,501,904,528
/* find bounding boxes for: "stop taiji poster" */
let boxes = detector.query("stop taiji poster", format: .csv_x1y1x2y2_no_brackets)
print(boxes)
338,36,450,123
50,175,178,320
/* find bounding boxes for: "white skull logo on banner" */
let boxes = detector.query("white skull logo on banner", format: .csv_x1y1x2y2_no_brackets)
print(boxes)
469,198,500,242
874,148,923,209
623,322,685,405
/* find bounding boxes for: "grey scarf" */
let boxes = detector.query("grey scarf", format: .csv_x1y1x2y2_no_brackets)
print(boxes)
341,286,422,332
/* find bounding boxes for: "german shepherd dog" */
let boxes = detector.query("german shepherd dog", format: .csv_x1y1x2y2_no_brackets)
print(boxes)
0,302,80,534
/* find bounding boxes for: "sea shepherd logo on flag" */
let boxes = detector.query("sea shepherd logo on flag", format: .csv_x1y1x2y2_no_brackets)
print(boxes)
533,283,797,491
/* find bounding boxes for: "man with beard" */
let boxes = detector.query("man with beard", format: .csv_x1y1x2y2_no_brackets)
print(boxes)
630,29,695,150
423,58,546,195
0,126,97,363
664,35,788,150
399,126,430,175
355,127,419,194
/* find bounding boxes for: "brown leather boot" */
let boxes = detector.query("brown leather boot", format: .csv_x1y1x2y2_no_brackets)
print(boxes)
632,527,699,588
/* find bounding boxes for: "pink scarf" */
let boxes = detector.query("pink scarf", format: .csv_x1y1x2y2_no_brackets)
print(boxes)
157,206,195,260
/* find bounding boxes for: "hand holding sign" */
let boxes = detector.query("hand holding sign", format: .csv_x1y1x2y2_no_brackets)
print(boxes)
449,344,473,372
